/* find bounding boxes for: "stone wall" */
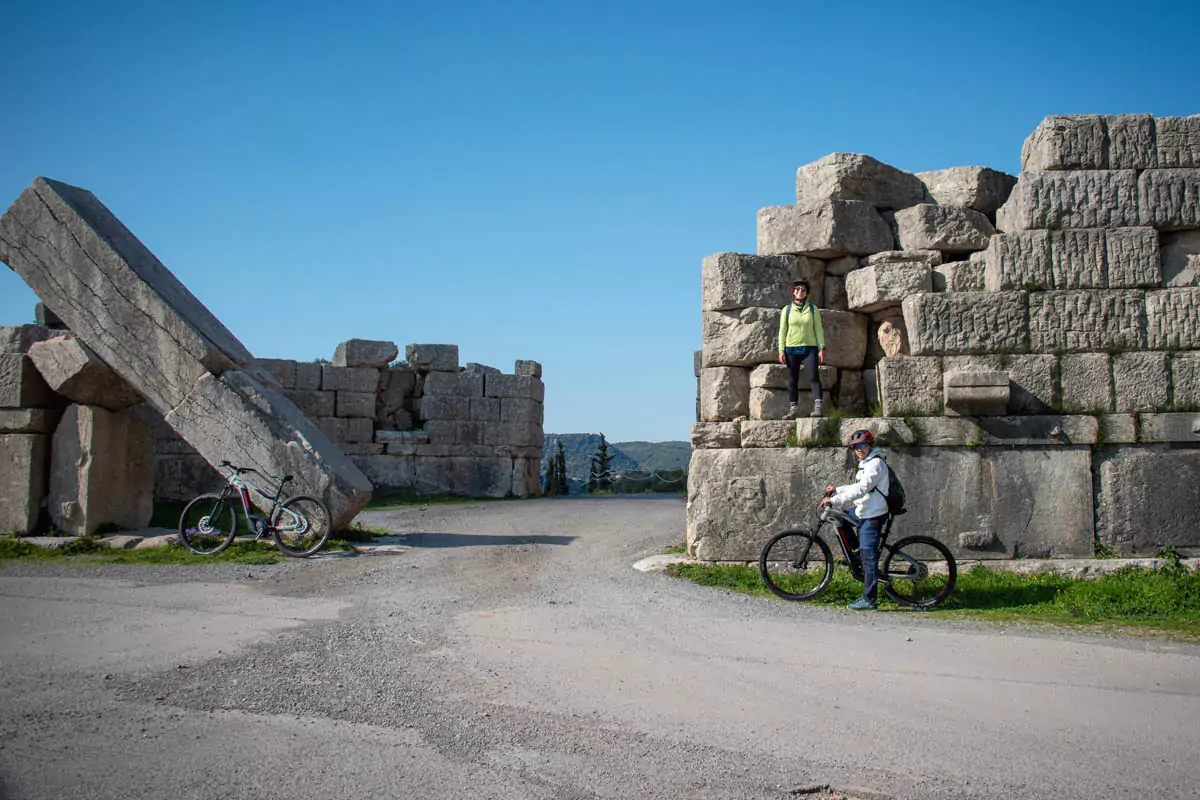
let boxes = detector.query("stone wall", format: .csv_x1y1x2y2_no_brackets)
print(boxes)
689,115,1200,559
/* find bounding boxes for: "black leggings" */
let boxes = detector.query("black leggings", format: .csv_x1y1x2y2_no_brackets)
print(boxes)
785,350,822,404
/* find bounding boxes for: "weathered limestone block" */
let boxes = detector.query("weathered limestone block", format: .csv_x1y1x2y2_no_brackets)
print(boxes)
1137,413,1200,443
876,316,908,358
375,366,416,430
514,360,542,379
405,344,459,372
757,202,894,258
823,255,860,277
1146,288,1200,350
916,166,1018,217
1155,116,1200,169
864,249,942,269
997,170,1140,231
336,391,376,419
0,324,54,354
424,371,484,397
933,252,986,292
1098,449,1200,554
739,420,793,447
315,416,346,443
294,362,321,390
484,422,543,448
485,374,545,402
983,228,1157,291
750,386,799,420
511,456,542,498
701,307,778,368
699,367,750,421
50,405,153,536
834,369,867,414
1113,352,1170,413
837,417,916,447
469,396,501,423
903,292,1029,356
1137,169,1200,229
1172,352,1200,410
321,366,379,394
1020,115,1107,171
344,418,373,444
420,394,470,421
1006,355,1058,415
911,415,1099,447
944,371,1009,416
893,204,996,254
878,356,943,416
794,153,929,211
0,434,49,535
1059,354,1113,413
750,364,788,389
425,420,485,446
153,454,223,501
0,408,60,434
350,455,416,494
1161,230,1200,287
286,389,335,419
258,359,297,390
500,398,543,425
414,456,513,498
28,335,142,410
1028,291,1146,353
702,253,825,311
823,275,848,310
462,363,496,376
1105,114,1157,170
845,261,931,313
0,354,60,408
818,310,869,370
1105,227,1162,288
691,422,740,449
333,339,398,369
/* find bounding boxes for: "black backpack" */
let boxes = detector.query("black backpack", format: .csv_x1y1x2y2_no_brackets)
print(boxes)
867,455,907,516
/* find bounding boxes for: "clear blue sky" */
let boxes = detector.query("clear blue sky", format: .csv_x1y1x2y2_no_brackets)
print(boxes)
2,0,1198,441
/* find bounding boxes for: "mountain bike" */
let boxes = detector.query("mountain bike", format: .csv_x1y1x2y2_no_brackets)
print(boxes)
178,460,332,558
758,496,957,608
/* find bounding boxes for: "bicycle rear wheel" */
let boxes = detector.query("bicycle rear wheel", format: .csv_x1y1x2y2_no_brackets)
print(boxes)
759,529,834,601
178,493,237,555
881,535,957,608
271,495,332,557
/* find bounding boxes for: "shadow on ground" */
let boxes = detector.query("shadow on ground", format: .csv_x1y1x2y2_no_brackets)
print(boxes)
396,532,577,548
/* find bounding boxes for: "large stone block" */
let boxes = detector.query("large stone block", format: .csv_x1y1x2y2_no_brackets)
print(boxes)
823,255,860,277
0,354,60,408
691,422,740,449
1113,352,1170,413
818,310,868,370
1028,291,1147,353
0,408,61,434
50,405,153,536
513,360,542,379
903,292,1029,356
878,356,943,416
997,170,1140,231
1155,116,1200,169
1136,413,1200,443
1098,449,1200,554
425,420,485,446
844,261,931,313
1020,115,1107,171
469,396,501,423
1006,354,1059,415
823,274,848,310
350,454,416,494
757,202,894,258
28,335,142,410
321,365,379,393
701,307,778,368
1105,227,1162,288
153,454,224,502
286,389,335,419
699,367,750,421
405,344,458,372
336,391,376,419
739,420,793,447
1137,169,1200,229
0,178,371,526
749,386,797,421
0,434,49,535
484,374,545,402
984,228,1158,292
500,397,543,425
0,324,54,354
934,253,986,293
794,153,928,211
701,252,825,311
258,359,297,390
916,166,1018,217
911,415,1099,447
893,204,995,254
333,339,398,369
420,394,471,422
1059,353,1114,413
1172,352,1200,410
1105,114,1157,170
1161,230,1200,288
414,456,513,498
944,371,1009,417
483,422,543,448
423,371,484,397
1146,288,1200,350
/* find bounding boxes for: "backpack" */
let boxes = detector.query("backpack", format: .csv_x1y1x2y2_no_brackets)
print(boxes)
867,455,907,516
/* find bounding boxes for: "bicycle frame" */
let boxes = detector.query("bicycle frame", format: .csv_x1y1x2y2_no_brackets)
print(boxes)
218,471,288,537
813,505,896,582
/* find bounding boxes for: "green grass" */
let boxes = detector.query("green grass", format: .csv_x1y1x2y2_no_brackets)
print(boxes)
665,562,1200,639
663,543,688,555
0,537,285,565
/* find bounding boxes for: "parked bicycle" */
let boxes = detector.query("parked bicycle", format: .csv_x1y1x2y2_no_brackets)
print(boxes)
178,460,332,557
759,494,957,608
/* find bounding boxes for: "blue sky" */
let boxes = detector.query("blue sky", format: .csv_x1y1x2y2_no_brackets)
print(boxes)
2,0,1198,441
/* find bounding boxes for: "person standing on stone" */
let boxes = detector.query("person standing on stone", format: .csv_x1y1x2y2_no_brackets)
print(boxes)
777,280,825,418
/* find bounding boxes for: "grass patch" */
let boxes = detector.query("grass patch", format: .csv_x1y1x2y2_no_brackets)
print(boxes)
0,538,285,565
663,542,688,555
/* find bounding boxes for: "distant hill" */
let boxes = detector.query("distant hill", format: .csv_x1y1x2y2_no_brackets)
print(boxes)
611,440,691,472
541,434,691,494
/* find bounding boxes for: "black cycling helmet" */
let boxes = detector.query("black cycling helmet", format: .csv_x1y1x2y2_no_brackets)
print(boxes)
847,429,875,448
792,279,810,292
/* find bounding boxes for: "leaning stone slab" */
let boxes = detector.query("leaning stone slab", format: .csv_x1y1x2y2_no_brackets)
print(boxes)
333,339,398,369
1146,288,1200,350
943,371,1009,417
1098,449,1200,554
1028,291,1146,353
701,253,825,311
818,310,868,370
878,356,943,416
0,324,54,354
1138,169,1200,229
1021,115,1107,171
893,204,995,254
28,335,142,410
757,202,894,258
844,261,931,313
1172,352,1200,410
739,420,792,447
794,153,929,211
691,422,740,449
699,367,749,421
1161,230,1200,287
903,292,1029,356
997,170,1140,231
1155,116,1200,169
405,344,458,372
0,433,49,535
0,408,61,434
701,307,779,368
0,354,60,409
916,166,1018,217
1113,352,1170,413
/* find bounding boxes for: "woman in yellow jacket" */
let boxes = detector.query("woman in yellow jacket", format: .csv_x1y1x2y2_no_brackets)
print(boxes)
777,280,825,418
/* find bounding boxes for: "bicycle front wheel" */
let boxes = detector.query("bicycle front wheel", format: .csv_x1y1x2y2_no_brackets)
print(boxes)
179,493,237,555
881,535,957,608
759,529,834,601
271,495,332,557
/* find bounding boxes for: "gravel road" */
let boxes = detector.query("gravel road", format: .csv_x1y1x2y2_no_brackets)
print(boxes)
1,495,1198,800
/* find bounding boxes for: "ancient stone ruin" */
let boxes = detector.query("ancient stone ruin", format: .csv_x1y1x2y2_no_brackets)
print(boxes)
0,179,544,536
690,114,1200,561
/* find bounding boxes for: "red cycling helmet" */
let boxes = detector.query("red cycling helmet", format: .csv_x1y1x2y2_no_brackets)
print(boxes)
847,429,875,448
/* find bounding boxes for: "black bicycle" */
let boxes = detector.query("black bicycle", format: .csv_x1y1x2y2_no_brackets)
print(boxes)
759,498,957,608
178,460,332,558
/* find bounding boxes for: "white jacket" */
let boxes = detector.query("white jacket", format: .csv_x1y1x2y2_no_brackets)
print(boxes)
830,450,890,519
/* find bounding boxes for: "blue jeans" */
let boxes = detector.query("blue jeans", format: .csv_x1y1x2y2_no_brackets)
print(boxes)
845,509,885,604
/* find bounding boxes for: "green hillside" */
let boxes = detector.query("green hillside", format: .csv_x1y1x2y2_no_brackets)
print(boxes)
541,434,690,494
611,440,691,471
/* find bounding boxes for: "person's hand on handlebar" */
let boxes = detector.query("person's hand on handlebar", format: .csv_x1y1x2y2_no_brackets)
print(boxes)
818,485,836,508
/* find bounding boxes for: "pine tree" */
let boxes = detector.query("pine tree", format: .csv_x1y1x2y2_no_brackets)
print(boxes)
588,433,614,493
554,441,568,495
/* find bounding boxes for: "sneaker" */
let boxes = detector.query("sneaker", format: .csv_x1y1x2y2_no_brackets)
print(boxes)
810,400,824,418
787,403,799,420
847,599,877,611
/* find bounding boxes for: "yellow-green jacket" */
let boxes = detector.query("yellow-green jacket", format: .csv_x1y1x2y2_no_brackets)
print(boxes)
778,302,825,350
